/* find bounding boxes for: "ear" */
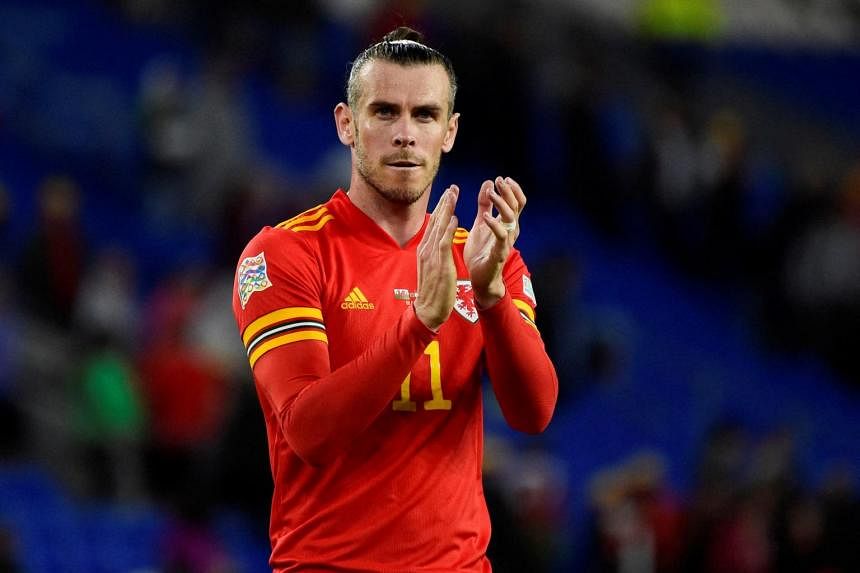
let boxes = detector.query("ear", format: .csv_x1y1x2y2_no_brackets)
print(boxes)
334,102,355,146
441,112,459,153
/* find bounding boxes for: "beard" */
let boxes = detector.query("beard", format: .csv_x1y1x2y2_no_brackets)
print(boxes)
354,141,441,206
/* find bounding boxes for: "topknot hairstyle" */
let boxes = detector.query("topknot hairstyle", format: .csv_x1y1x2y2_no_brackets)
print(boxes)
346,27,458,117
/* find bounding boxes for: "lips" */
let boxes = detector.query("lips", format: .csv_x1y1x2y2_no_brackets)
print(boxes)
384,154,422,168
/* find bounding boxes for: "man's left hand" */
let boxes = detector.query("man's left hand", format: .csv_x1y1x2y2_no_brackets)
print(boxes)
463,176,526,308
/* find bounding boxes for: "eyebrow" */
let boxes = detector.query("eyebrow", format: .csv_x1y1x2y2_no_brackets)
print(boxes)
413,104,442,116
366,101,443,114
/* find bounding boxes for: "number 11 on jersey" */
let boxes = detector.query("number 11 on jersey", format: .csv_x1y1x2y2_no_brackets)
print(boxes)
392,341,451,411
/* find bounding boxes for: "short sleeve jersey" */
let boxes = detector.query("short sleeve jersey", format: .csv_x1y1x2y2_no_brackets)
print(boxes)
232,190,541,572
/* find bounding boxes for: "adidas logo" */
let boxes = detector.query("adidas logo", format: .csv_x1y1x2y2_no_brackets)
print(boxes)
341,287,375,310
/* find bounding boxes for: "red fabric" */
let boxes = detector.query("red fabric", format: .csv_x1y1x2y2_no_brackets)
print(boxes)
233,190,557,571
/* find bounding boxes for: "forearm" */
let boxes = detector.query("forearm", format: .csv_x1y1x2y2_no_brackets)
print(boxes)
479,291,558,433
256,306,436,465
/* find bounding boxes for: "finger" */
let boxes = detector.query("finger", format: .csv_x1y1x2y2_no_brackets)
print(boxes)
488,186,517,224
421,189,449,252
505,176,527,213
429,186,458,249
447,185,460,215
440,214,459,250
475,180,495,220
495,176,519,218
482,212,510,242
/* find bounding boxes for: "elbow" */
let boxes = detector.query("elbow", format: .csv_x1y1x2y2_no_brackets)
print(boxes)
506,401,556,435
288,439,337,468
282,412,342,467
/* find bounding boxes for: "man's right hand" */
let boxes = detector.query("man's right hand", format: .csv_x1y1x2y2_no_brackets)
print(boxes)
414,186,459,332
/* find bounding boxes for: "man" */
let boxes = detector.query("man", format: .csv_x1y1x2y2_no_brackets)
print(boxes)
232,27,558,572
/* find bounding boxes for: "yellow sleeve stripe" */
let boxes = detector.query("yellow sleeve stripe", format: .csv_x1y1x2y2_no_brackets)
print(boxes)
454,228,469,236
289,214,334,233
453,238,467,245
512,298,536,322
243,307,324,346
249,330,328,369
277,205,328,229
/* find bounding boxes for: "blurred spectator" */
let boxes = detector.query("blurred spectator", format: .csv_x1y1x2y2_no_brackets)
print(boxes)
648,101,709,275
482,436,554,573
138,267,229,507
783,162,860,385
73,333,146,501
507,443,570,571
139,58,199,230
185,54,256,227
585,450,685,573
704,486,774,573
17,175,87,328
698,109,751,283
774,493,828,573
73,246,141,351
682,421,750,571
138,51,256,232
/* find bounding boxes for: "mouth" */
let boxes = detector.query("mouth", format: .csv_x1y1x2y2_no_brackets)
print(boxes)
387,161,421,169
385,154,423,169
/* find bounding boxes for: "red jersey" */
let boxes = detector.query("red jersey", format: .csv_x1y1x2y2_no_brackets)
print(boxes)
232,190,557,572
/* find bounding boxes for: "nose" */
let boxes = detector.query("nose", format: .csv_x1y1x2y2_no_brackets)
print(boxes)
392,118,417,148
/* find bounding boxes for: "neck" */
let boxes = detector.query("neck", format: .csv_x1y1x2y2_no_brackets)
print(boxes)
347,181,431,247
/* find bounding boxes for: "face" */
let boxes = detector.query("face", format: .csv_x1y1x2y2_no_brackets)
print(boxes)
336,60,459,205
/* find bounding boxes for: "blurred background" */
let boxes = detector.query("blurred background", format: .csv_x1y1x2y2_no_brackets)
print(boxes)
0,0,859,571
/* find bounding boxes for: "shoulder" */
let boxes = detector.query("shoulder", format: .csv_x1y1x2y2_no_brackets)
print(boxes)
240,200,336,260
273,202,336,235
234,203,336,310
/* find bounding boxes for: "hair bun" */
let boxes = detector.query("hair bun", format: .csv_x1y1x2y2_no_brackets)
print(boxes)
382,26,425,45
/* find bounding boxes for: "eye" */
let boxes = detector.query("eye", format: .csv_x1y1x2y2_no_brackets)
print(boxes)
376,106,395,119
414,109,437,122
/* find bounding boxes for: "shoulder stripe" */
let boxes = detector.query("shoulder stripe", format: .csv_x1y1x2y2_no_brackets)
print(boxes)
453,227,469,245
289,214,334,233
249,330,328,368
512,298,536,322
276,205,328,229
243,307,324,346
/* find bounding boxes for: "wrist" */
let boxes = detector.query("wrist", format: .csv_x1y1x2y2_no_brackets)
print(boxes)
474,282,505,310
413,302,444,332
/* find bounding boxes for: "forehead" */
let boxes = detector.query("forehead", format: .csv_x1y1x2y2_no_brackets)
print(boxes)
356,60,450,111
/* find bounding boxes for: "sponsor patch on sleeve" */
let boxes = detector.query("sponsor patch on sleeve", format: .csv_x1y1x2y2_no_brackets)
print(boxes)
522,274,536,306
237,252,273,309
